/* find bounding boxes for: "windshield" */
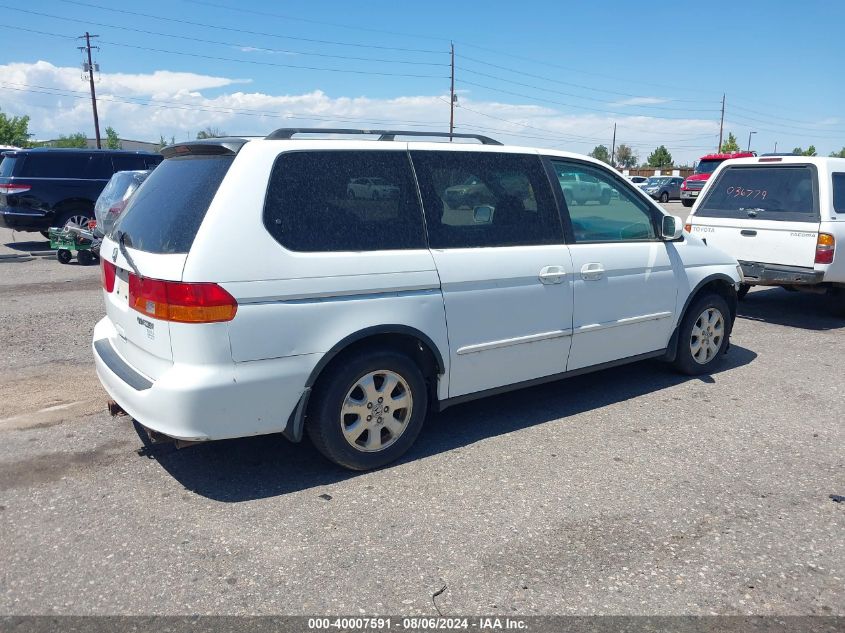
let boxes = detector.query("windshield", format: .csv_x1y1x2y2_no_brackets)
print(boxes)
694,159,724,175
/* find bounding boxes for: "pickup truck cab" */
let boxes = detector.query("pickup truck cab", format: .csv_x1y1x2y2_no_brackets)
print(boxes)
686,155,845,307
556,167,613,206
681,152,756,207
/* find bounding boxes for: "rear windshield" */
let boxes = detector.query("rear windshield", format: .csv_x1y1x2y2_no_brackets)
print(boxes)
112,155,233,253
833,173,845,214
696,165,818,222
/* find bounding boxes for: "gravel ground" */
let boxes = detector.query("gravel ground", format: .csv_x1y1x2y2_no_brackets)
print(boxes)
0,223,842,616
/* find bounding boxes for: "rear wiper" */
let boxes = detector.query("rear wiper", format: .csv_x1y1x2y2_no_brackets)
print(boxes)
115,230,141,278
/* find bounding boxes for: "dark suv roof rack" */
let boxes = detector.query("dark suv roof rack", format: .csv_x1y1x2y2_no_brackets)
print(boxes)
264,128,502,145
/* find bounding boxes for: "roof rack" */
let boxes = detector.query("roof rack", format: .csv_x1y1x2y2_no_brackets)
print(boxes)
264,128,502,145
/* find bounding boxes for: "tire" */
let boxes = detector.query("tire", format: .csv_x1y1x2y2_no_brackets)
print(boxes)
660,192,669,203
682,199,694,208
673,293,731,376
306,348,429,470
563,190,574,207
77,250,96,266
736,283,751,300
56,208,93,230
56,249,72,265
600,191,611,205
827,288,845,316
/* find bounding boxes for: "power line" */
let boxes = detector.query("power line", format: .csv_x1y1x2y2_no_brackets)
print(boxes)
0,6,447,67
56,0,445,54
0,24,448,79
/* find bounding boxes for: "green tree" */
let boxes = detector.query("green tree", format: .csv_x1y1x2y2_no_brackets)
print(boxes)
720,132,740,153
196,127,226,139
830,147,845,158
0,108,31,146
105,126,122,150
647,145,673,168
589,144,610,164
53,133,88,148
792,145,817,156
614,144,638,168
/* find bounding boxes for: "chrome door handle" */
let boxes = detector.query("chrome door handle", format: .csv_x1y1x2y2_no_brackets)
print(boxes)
581,263,605,280
538,265,566,284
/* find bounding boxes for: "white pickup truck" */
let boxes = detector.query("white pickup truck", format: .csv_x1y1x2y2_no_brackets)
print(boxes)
686,155,845,309
557,170,613,206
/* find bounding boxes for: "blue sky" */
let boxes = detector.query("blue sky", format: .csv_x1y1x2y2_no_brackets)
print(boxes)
0,0,843,163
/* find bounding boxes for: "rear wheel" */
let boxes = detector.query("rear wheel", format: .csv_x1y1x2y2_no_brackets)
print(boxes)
56,249,72,265
56,208,93,230
306,349,428,470
600,190,611,205
77,250,96,266
673,293,731,375
682,199,694,208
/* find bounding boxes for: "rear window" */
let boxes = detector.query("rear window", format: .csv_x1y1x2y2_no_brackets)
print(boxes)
263,150,426,252
112,155,233,254
833,173,845,214
696,165,819,222
0,156,18,177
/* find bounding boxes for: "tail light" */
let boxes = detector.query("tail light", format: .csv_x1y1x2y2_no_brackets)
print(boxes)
0,183,31,195
128,274,237,323
108,200,127,218
100,259,116,293
815,233,835,264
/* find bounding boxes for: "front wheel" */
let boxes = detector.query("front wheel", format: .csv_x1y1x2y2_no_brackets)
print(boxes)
673,293,731,375
306,349,428,470
660,191,669,203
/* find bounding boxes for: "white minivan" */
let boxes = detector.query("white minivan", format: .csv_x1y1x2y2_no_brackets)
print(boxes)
686,156,845,307
93,129,742,470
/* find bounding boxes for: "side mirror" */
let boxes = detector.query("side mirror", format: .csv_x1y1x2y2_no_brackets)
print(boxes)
473,205,494,224
661,214,684,240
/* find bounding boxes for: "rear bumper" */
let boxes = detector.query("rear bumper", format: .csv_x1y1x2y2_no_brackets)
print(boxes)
680,190,701,201
739,261,824,286
92,317,320,441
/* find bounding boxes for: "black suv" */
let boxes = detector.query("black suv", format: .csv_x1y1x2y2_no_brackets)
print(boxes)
0,148,162,234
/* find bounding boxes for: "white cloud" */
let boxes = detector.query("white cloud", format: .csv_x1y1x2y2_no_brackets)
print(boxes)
613,97,671,106
0,60,724,163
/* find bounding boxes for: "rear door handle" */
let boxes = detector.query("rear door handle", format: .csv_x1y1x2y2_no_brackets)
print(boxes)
580,263,605,281
538,265,566,284
740,229,757,237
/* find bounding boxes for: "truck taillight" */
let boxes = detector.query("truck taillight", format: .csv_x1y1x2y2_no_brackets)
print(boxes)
100,259,116,293
128,274,238,323
815,233,835,264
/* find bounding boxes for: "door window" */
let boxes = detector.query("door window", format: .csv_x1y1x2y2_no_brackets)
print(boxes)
833,173,845,214
263,150,426,252
411,151,562,248
550,159,657,242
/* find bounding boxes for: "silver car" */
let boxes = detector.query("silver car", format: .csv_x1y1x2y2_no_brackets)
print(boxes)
641,176,684,203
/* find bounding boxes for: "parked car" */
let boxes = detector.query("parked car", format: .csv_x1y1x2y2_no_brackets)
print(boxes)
93,170,151,240
0,148,162,235
642,176,684,203
93,129,741,471
556,168,613,205
681,151,756,207
347,176,399,200
626,175,649,186
686,155,845,307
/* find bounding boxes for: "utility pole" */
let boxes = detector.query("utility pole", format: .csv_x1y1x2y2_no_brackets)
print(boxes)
717,93,725,153
610,122,617,168
449,42,455,141
774,141,778,153
78,32,101,149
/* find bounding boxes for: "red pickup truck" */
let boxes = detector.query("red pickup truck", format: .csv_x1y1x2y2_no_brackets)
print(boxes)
680,151,756,207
